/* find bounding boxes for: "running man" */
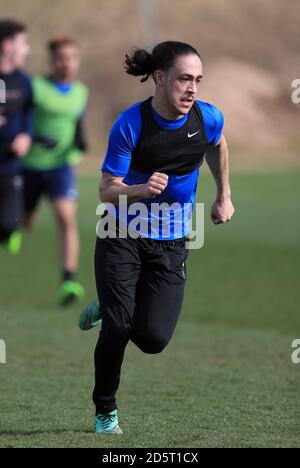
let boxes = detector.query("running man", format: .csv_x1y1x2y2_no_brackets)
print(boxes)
80,41,234,433
22,37,89,305
0,20,32,255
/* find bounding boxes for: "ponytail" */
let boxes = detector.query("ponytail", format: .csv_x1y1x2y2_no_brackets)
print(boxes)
124,48,154,82
124,41,201,83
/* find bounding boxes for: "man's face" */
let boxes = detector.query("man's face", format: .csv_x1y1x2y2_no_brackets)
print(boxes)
2,32,30,68
51,45,80,81
161,54,203,116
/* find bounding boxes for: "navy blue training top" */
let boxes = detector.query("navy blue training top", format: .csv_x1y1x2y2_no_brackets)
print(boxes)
0,70,33,174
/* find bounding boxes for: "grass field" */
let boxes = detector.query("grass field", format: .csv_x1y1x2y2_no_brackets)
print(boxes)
0,171,299,448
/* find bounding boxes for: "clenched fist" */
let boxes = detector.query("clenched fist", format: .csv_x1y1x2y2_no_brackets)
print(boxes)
142,172,169,199
211,197,235,225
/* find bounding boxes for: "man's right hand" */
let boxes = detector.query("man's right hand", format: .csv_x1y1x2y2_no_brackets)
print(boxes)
142,172,169,199
99,171,169,205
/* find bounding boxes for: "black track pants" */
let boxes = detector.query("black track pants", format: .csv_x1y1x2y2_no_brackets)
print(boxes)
93,234,189,414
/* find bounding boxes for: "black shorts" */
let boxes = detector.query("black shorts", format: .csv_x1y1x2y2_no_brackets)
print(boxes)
0,173,23,241
23,165,78,214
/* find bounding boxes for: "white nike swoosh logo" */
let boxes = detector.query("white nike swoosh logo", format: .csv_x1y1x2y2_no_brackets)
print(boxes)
188,131,200,138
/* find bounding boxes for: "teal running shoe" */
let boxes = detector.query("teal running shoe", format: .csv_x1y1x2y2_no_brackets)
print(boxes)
95,409,123,434
79,299,101,331
59,281,85,306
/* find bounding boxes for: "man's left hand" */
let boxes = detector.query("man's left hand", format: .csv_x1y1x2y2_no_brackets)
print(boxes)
211,198,235,225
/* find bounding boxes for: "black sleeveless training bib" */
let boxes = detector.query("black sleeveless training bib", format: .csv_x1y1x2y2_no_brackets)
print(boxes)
130,97,210,176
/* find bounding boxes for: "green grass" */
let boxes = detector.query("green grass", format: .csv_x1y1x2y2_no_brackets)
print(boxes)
0,171,299,448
